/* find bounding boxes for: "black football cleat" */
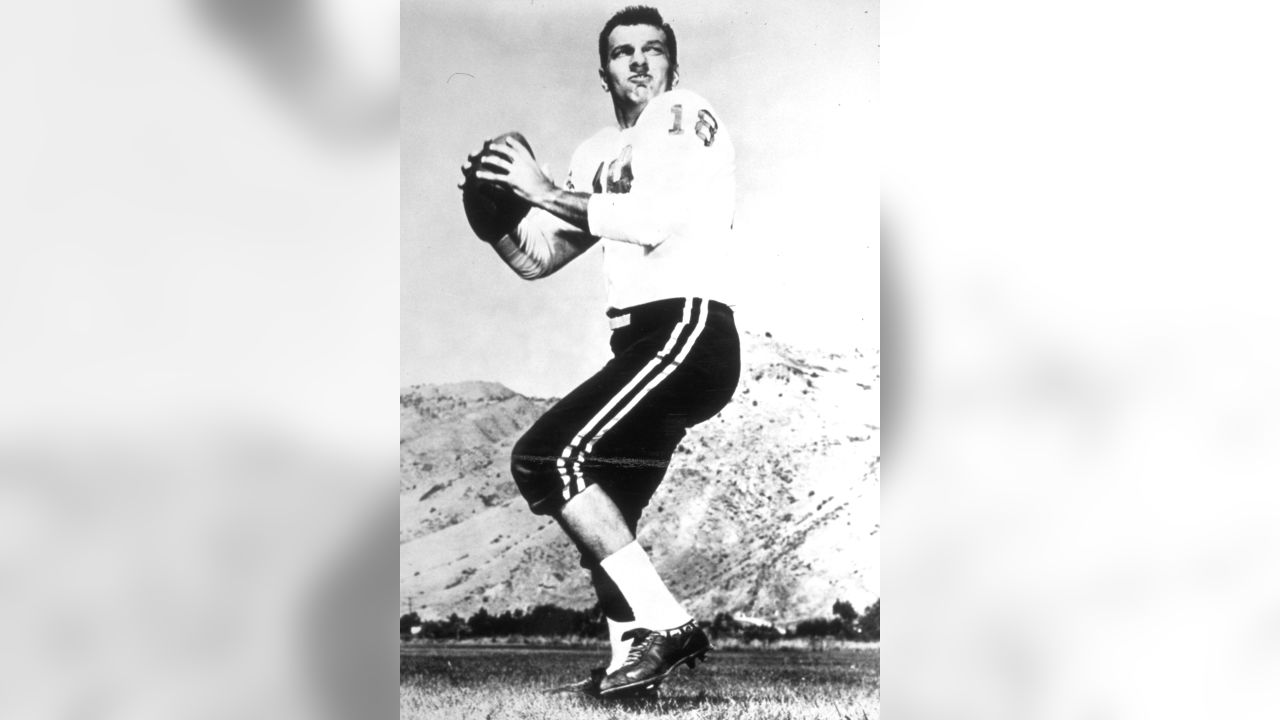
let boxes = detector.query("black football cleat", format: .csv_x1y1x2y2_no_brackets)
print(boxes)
596,622,710,698
547,665,658,698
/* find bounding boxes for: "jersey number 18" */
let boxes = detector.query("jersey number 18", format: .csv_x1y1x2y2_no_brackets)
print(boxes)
668,104,719,147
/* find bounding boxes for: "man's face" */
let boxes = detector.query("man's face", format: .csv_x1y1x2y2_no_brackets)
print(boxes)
600,24,674,111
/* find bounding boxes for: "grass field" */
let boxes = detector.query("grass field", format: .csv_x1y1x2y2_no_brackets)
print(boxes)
400,644,879,720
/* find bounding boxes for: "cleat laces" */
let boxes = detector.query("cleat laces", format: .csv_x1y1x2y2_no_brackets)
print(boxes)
619,628,654,666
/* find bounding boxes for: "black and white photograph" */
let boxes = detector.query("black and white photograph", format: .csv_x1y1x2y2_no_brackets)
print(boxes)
401,2,880,717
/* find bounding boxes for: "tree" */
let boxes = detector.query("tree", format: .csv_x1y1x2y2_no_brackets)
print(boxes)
742,624,782,645
857,599,880,640
833,600,859,622
526,604,577,636
493,608,523,635
445,612,470,641
467,607,496,637
794,618,836,638
400,611,422,637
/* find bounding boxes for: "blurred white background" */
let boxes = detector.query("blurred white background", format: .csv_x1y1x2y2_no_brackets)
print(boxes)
884,1,1280,718
2,1,397,718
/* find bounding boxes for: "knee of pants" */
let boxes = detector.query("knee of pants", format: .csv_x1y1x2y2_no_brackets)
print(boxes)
510,437,565,515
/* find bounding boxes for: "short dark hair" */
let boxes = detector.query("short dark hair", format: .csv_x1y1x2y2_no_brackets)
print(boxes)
597,6,678,78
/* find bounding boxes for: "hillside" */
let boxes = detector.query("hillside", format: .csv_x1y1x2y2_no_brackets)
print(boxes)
400,331,879,625
400,381,555,543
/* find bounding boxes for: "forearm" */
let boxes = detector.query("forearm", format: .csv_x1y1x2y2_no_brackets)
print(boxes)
488,233,546,280
475,137,675,248
529,186,592,234
488,208,598,280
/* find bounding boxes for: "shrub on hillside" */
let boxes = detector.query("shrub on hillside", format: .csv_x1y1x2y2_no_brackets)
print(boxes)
400,612,422,638
791,599,880,640
857,599,879,640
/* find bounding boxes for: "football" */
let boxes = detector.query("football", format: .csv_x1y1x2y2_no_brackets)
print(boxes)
462,132,535,242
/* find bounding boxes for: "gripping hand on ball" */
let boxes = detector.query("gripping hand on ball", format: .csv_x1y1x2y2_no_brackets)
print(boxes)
473,136,556,205
459,132,538,243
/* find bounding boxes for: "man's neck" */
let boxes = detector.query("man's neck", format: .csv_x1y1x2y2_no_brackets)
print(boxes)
613,100,647,129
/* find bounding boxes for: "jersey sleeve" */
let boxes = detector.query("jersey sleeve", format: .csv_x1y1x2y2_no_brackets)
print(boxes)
586,91,735,247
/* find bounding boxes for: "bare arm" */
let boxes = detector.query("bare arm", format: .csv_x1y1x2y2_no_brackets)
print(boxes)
478,97,733,250
479,139,679,248
474,138,593,233
490,209,597,280
458,143,597,279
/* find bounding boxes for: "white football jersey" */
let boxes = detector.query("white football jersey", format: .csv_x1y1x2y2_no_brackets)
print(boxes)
567,88,737,310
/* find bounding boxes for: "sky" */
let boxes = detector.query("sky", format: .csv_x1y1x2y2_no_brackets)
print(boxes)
403,0,878,397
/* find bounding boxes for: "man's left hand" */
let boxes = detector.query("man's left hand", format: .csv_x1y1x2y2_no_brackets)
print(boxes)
474,137,556,203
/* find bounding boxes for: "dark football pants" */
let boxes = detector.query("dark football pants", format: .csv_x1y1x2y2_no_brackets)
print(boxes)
510,297,740,621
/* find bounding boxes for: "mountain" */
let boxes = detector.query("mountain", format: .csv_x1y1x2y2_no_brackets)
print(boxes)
400,331,879,625
400,381,554,543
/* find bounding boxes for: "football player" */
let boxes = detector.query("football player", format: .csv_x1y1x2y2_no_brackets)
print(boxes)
461,6,739,697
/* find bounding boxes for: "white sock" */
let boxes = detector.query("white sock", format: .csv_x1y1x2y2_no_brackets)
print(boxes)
606,617,640,672
598,541,693,632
